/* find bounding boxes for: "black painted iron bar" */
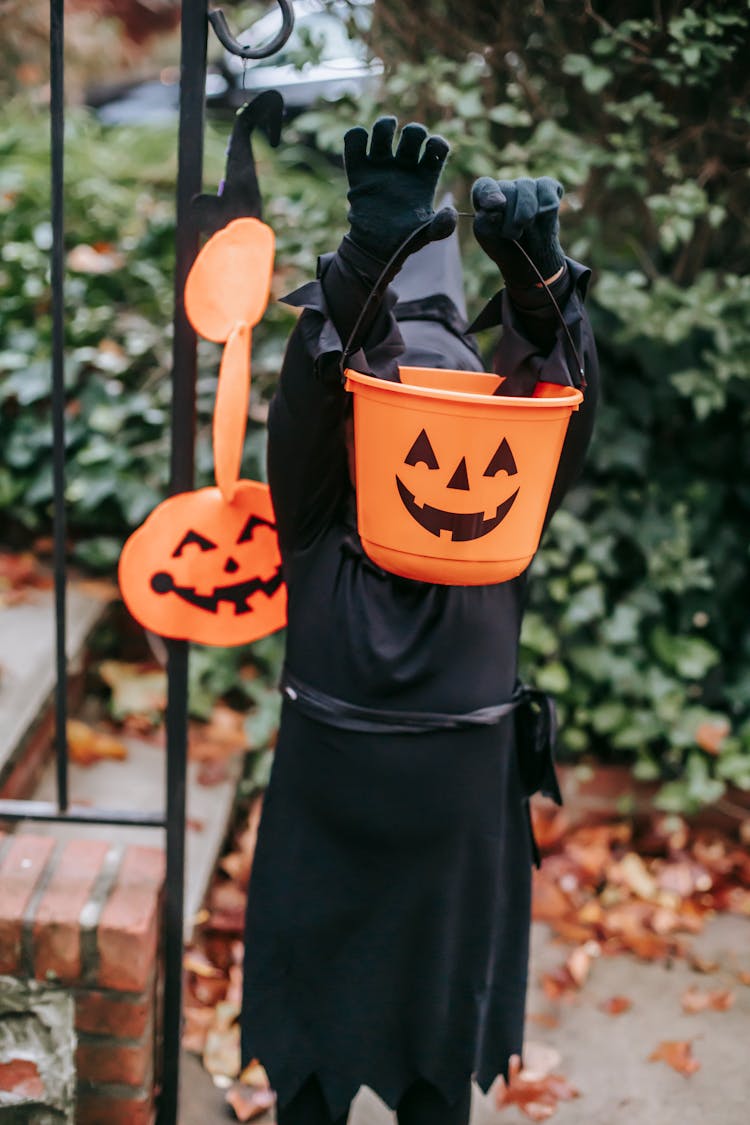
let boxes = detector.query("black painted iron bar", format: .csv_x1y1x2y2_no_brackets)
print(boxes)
0,800,165,828
49,0,69,813
159,3,209,1121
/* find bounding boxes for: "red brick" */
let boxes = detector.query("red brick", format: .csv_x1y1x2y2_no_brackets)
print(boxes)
76,989,151,1039
0,835,56,973
0,1058,45,1100
76,1039,152,1087
33,839,111,983
97,846,164,992
76,1089,154,1125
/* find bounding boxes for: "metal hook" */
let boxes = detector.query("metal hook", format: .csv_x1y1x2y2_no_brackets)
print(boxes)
208,2,295,61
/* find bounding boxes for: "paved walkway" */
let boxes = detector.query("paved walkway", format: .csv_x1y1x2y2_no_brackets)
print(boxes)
180,912,750,1124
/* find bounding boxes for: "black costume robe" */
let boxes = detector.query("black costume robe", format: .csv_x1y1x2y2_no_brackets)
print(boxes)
241,240,599,1119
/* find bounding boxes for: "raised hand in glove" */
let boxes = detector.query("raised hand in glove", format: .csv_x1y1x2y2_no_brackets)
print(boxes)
344,116,457,265
471,176,565,291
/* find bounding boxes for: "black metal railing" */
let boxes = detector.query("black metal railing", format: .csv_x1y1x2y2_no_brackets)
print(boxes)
0,3,294,1121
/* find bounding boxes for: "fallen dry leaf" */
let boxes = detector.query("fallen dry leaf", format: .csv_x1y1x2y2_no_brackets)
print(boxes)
648,1039,700,1076
647,814,690,854
521,1042,562,1080
182,1005,215,1054
0,551,53,605
209,879,248,920
190,975,228,1007
540,965,578,1001
66,720,128,766
99,660,167,724
531,872,573,924
529,804,571,852
226,964,243,1008
724,887,750,916
226,1082,275,1122
240,1061,269,1087
189,704,248,763
688,953,719,974
565,946,592,987
527,1012,560,1030
496,1052,580,1120
599,995,632,1015
203,1023,241,1079
681,986,735,1013
691,831,735,877
609,852,659,901
694,718,730,756
197,760,233,787
625,931,681,961
219,799,263,888
652,855,715,900
183,950,224,979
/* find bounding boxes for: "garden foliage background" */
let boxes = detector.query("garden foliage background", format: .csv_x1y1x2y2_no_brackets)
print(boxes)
0,0,749,810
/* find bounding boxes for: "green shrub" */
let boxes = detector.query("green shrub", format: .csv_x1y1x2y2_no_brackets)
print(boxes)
2,0,749,809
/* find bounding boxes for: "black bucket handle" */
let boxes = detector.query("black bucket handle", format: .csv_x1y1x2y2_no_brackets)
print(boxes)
340,217,585,387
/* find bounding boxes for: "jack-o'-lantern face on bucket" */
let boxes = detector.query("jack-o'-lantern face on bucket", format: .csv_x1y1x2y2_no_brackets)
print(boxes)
396,428,520,542
118,481,286,646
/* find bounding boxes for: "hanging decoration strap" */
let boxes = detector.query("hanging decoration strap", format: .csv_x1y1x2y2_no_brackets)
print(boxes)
208,1,295,60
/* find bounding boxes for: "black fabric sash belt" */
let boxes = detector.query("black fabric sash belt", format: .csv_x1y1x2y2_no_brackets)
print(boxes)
280,668,525,734
280,669,564,870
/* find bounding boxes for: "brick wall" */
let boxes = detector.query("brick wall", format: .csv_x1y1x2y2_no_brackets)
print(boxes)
0,833,165,1124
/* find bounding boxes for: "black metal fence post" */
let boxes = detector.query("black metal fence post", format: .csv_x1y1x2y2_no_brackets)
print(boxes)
159,3,209,1120
49,0,69,815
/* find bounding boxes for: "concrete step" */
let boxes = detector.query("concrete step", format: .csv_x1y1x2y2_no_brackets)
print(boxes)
0,582,105,795
25,731,242,940
0,578,243,940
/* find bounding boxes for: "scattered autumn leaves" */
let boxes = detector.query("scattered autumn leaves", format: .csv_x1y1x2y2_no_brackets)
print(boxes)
183,795,272,1120
513,802,750,1109
59,658,257,780
182,797,749,1121
496,1048,580,1122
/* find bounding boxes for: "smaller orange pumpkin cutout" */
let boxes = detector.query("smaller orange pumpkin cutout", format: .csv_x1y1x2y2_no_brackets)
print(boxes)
119,482,285,646
119,217,286,645
184,217,275,341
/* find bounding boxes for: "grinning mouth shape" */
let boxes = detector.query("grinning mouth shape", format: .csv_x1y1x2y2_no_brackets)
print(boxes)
150,565,284,616
396,477,519,542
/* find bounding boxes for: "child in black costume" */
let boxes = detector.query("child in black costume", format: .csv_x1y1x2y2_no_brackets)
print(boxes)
241,117,599,1125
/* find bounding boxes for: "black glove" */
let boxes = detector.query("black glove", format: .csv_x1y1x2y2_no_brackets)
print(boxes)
343,116,457,265
472,176,565,290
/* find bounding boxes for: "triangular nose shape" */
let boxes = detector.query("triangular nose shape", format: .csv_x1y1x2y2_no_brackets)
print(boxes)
447,457,470,490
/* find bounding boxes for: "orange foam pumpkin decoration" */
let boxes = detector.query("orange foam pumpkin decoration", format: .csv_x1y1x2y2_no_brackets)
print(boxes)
345,365,583,586
119,217,287,645
118,481,285,646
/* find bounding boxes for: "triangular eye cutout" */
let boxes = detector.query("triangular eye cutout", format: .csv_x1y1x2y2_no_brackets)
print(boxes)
405,429,439,469
172,529,218,557
237,514,275,543
483,438,518,478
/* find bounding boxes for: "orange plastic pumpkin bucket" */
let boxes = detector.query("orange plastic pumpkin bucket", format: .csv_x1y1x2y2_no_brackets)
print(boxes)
344,365,583,585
